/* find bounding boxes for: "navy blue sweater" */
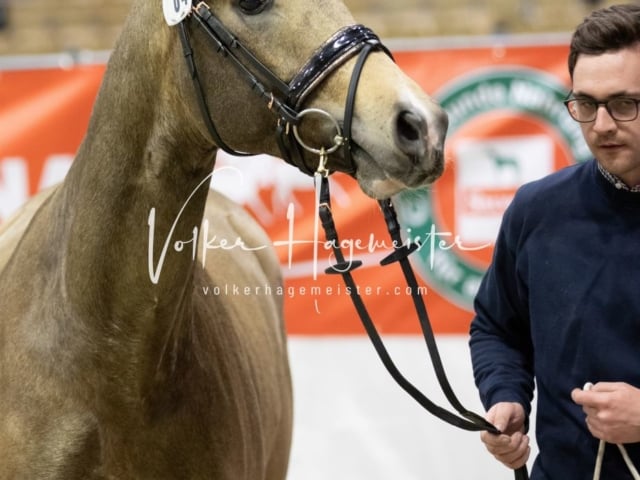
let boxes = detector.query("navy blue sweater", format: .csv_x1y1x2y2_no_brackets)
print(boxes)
469,159,640,479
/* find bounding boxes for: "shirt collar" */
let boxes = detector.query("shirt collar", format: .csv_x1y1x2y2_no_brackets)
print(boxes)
596,162,640,193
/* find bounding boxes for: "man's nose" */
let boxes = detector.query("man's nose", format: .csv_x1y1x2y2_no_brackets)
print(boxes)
592,104,617,132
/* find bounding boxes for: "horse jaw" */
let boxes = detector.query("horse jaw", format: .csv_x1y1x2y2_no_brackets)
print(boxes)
308,51,449,199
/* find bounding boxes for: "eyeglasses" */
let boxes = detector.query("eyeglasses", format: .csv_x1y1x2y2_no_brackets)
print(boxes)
564,96,640,123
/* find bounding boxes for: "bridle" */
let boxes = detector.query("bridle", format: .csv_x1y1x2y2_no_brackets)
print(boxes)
174,4,528,479
178,1,388,176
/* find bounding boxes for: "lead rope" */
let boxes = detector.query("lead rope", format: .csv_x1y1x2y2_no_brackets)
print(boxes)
314,172,529,480
583,383,640,480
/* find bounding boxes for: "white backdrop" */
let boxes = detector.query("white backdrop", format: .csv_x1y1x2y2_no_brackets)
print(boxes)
287,335,538,479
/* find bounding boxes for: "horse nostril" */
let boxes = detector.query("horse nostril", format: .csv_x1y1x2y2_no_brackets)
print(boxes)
397,111,422,141
395,110,427,160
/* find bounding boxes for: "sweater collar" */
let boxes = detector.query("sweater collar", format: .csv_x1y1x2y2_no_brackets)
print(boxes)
592,160,640,209
596,162,640,193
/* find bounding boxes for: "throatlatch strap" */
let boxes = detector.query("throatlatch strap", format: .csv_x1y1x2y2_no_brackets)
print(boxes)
178,23,250,156
317,177,530,480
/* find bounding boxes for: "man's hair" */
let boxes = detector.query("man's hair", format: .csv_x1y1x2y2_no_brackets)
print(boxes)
568,3,640,78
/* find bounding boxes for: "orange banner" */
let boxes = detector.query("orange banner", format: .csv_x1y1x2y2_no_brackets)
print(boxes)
0,42,584,335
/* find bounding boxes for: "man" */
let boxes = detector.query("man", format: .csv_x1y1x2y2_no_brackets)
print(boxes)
469,4,640,478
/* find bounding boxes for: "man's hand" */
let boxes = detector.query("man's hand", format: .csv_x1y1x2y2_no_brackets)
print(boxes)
480,402,530,470
571,382,640,444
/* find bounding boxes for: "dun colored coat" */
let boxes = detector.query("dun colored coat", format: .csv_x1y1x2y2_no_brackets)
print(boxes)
0,0,448,478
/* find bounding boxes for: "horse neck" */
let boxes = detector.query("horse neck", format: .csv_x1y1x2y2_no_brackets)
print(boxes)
58,11,216,373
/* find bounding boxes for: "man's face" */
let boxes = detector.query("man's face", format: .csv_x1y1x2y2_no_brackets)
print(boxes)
572,44,640,186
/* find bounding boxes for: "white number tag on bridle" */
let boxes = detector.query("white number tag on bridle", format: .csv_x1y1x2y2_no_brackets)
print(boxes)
163,0,193,26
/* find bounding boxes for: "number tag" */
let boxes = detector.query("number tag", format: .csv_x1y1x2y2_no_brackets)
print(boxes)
163,0,193,26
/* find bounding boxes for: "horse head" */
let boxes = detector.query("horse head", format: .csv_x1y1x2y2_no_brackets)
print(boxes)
127,0,448,199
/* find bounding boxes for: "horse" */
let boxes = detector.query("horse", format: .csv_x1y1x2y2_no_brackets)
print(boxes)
0,0,448,478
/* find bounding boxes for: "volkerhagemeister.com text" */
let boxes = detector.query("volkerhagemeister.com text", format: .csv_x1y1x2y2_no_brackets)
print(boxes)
200,283,428,298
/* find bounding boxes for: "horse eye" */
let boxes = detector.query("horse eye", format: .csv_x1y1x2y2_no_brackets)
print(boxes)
238,0,271,15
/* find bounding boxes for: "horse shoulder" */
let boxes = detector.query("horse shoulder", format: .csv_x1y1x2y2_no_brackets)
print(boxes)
0,185,59,275
195,189,292,478
197,188,287,361
202,189,282,287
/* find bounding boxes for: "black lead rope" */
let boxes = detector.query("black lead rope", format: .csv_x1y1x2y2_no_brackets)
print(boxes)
317,176,529,480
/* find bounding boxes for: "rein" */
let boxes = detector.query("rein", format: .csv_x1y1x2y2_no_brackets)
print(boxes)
315,174,529,480
174,4,529,479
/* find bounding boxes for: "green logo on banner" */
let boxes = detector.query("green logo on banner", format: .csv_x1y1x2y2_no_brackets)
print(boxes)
395,68,590,310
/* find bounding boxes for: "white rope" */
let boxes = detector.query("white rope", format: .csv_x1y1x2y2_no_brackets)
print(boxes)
592,439,604,480
584,383,640,480
618,444,640,479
